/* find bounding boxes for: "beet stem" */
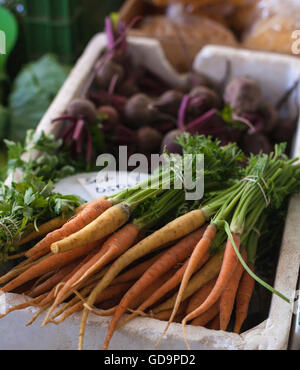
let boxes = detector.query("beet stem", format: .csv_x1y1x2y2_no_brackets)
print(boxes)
185,108,218,133
178,95,190,130
72,118,86,142
59,121,76,141
105,17,115,57
52,115,76,123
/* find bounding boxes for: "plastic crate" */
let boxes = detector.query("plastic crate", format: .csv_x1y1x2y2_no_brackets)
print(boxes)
21,0,82,20
22,11,84,64
20,0,85,63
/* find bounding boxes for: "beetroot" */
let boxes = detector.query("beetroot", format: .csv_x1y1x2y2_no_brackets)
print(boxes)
151,90,184,116
161,129,184,154
240,132,273,155
117,79,140,97
259,103,278,133
224,77,262,115
125,93,154,128
186,69,212,91
125,93,177,129
272,118,297,144
67,98,98,123
137,126,163,153
98,105,119,133
89,91,128,113
152,121,176,134
95,59,125,90
188,86,221,116
53,98,100,163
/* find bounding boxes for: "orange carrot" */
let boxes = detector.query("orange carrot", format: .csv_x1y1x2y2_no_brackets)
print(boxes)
186,278,217,315
160,223,217,338
102,227,206,350
16,216,69,247
25,197,112,259
219,248,247,331
36,243,106,310
207,314,220,330
79,209,206,350
118,251,210,329
43,224,139,325
0,293,48,319
233,264,255,334
190,299,220,327
112,252,164,286
27,260,81,298
183,233,240,325
1,241,100,293
0,255,53,291
72,224,140,287
151,301,189,322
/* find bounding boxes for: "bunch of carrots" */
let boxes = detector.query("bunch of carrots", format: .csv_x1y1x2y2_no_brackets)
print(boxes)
0,134,299,351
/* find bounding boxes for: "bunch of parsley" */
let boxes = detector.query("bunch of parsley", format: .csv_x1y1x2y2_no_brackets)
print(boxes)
4,130,80,182
0,130,87,259
0,176,84,259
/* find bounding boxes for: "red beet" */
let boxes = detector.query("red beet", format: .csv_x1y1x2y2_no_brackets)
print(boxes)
137,126,163,153
161,129,184,154
272,118,297,144
125,93,154,128
224,77,262,115
240,132,273,155
188,86,221,116
95,59,125,90
186,70,212,91
151,90,184,116
259,102,278,133
67,98,98,123
98,105,120,133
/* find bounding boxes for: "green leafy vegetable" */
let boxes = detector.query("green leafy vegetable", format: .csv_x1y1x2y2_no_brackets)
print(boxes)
0,175,84,259
4,129,77,183
8,55,70,143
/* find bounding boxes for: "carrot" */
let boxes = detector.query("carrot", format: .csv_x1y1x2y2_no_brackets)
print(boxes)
0,293,48,319
233,264,255,334
102,227,206,350
27,260,81,298
51,203,130,254
0,254,51,286
207,314,220,330
72,224,140,287
56,281,135,325
182,234,240,325
150,301,189,322
16,216,69,247
219,248,247,331
78,209,206,350
158,223,217,340
152,249,224,314
190,299,220,327
111,253,163,286
1,241,100,293
186,278,217,315
35,243,107,312
25,197,113,258
117,251,210,329
81,273,174,324
43,224,139,324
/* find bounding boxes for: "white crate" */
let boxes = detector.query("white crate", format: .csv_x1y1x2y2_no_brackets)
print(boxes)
1,34,300,350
